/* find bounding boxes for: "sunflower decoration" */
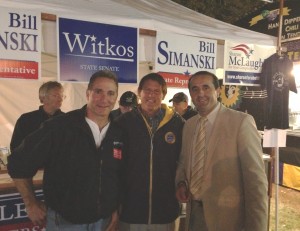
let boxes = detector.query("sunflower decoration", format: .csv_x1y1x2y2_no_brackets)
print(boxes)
219,85,241,109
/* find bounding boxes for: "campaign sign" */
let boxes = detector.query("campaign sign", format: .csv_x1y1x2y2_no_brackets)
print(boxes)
235,1,300,42
155,32,217,88
0,190,44,231
224,41,276,86
58,18,138,83
0,7,41,80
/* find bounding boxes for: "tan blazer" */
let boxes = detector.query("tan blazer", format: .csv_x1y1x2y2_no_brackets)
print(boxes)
176,104,268,231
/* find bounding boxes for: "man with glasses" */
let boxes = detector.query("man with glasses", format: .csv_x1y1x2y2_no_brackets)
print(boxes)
8,71,123,231
10,81,65,151
117,73,185,231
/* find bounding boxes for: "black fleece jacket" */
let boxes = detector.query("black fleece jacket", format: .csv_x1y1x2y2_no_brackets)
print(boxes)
8,105,124,224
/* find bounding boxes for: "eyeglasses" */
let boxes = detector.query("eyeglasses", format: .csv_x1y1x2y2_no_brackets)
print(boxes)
142,88,162,95
48,94,66,100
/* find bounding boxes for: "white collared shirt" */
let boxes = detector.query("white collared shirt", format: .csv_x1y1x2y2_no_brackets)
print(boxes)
85,117,110,148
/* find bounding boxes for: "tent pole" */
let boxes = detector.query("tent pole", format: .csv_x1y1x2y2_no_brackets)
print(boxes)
274,2,284,231
277,0,284,56
274,145,279,231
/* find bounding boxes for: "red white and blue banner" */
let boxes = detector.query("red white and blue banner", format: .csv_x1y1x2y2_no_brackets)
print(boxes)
224,41,276,86
58,18,138,83
0,190,44,231
0,7,41,80
155,32,217,88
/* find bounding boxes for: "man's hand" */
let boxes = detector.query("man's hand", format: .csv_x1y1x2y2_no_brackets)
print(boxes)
26,200,47,226
12,178,46,226
176,183,190,203
105,210,119,231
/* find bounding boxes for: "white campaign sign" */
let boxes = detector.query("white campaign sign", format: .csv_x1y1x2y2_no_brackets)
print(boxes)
224,41,276,86
155,32,217,75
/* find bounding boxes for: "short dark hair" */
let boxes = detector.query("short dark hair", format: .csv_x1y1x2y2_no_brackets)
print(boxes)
138,73,167,96
39,81,63,103
188,71,219,90
88,70,118,90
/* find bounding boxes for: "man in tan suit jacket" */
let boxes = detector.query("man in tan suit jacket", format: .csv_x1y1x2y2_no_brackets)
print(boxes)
176,71,268,231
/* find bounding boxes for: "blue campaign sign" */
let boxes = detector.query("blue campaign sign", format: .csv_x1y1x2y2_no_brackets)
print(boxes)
225,71,261,85
58,18,138,83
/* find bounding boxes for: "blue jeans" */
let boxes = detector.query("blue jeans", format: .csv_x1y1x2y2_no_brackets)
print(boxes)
46,208,110,231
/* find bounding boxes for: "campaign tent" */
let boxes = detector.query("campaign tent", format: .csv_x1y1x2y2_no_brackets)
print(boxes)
1,0,277,44
0,0,277,148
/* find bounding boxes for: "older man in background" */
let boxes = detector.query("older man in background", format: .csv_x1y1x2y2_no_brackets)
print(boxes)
10,81,65,151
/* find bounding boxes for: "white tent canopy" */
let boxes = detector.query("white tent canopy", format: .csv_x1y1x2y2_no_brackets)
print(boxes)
1,0,276,45
0,0,277,148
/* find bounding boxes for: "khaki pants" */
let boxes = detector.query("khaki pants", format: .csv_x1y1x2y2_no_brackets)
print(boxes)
189,200,208,231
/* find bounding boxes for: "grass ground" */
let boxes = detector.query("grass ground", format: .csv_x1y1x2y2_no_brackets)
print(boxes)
269,184,300,231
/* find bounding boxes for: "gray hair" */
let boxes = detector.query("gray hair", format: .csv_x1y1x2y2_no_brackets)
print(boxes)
39,81,63,103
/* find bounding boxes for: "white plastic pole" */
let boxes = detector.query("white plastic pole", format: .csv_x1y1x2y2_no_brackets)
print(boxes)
274,146,279,231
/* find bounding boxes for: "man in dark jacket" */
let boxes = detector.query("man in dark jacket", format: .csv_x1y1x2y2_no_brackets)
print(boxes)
117,73,184,231
8,70,123,231
10,81,65,151
169,92,198,121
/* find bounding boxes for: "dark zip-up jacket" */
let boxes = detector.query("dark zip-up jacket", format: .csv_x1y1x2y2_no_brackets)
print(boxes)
8,105,124,224
182,106,198,121
10,106,64,151
116,104,184,224
110,108,122,120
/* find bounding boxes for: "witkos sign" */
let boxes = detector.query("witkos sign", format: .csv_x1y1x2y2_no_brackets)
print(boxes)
58,17,138,83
